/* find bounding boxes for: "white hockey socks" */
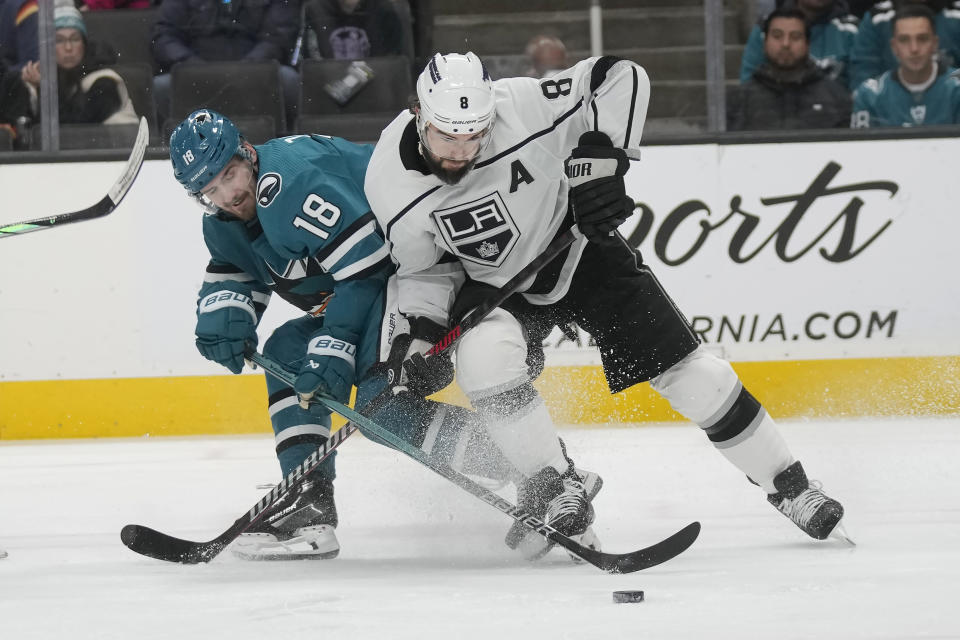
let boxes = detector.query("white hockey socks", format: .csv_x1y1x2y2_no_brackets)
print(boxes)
476,388,567,477
713,411,794,494
651,347,794,493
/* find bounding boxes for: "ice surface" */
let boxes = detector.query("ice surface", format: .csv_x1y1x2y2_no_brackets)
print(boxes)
1,418,958,639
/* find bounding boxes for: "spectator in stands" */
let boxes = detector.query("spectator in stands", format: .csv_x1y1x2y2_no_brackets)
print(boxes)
740,0,860,88
0,4,137,147
0,0,39,73
151,0,299,130
525,34,568,78
850,0,960,88
851,3,960,125
303,0,408,60
729,7,853,130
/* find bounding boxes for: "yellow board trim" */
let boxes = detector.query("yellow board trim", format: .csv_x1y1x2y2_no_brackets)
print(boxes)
2,356,958,440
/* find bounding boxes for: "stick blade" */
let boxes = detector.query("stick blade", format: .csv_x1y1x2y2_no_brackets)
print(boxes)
121,524,223,564
0,116,148,238
565,521,701,574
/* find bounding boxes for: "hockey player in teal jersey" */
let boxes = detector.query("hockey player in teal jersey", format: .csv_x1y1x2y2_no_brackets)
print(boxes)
851,4,960,125
169,109,517,561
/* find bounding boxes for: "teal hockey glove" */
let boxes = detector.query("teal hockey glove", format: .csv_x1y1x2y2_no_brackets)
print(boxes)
295,328,359,409
195,282,259,374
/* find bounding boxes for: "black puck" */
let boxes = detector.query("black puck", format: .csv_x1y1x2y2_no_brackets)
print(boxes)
612,590,644,603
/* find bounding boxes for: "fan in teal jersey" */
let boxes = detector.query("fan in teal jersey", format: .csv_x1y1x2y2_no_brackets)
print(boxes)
739,0,860,89
850,0,960,89
851,3,960,126
169,109,518,561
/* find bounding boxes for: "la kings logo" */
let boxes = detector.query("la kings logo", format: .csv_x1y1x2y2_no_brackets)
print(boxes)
257,172,282,207
433,192,519,266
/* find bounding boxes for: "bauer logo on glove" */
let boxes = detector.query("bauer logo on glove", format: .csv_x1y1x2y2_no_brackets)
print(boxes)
195,282,260,374
200,290,255,315
565,159,592,180
295,330,360,410
308,337,357,362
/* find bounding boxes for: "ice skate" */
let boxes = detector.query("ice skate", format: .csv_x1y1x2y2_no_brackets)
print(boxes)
767,461,848,542
505,466,598,561
506,436,603,561
232,478,339,560
561,469,603,561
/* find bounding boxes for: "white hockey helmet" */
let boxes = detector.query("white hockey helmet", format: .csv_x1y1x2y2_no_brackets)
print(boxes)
416,52,496,160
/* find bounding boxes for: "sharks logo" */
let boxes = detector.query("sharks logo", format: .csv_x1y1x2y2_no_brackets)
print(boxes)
262,255,334,317
909,105,926,125
256,172,283,207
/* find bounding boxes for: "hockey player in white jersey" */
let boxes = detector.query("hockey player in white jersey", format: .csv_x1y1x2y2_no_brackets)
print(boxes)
364,52,847,553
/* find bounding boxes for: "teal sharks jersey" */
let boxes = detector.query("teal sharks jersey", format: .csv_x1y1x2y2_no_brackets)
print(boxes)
852,66,960,127
850,2,960,89
198,134,392,373
740,13,860,88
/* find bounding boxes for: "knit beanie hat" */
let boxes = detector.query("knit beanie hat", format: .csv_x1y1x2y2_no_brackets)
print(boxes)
54,5,87,37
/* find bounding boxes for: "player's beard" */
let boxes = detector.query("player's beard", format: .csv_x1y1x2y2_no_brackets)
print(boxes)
229,156,259,220
421,146,476,185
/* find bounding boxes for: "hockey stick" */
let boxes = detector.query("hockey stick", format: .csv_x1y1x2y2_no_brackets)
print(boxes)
120,228,580,564
120,226,618,564
0,117,148,238
249,351,701,574
121,421,359,563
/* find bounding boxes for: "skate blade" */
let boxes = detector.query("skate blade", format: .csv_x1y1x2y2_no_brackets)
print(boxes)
232,541,340,560
830,520,856,546
233,548,340,561
232,526,340,560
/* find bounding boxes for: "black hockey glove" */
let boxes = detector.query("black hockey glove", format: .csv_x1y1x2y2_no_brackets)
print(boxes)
565,131,634,245
385,316,454,397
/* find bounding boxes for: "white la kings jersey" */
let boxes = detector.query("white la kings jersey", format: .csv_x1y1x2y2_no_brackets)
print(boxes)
365,56,650,324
